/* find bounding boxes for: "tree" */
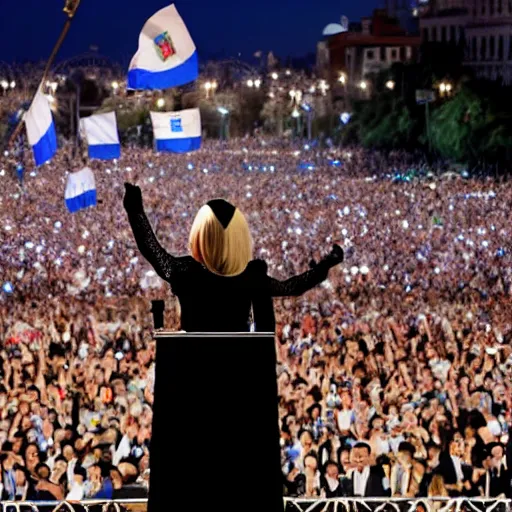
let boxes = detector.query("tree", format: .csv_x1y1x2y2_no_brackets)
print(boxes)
430,81,512,166
344,91,420,150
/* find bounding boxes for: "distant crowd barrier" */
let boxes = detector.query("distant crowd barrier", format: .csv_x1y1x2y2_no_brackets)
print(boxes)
1,497,511,512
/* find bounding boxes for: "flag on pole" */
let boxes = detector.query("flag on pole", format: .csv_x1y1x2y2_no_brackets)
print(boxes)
80,112,120,160
150,108,201,153
24,87,57,166
65,167,97,213
128,4,198,90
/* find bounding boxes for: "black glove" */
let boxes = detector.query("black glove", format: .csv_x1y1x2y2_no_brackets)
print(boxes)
309,244,344,270
123,183,143,211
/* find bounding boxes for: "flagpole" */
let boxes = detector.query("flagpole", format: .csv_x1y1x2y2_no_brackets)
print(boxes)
7,0,82,148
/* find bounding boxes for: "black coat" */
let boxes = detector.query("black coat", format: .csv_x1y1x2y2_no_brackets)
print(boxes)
341,466,390,497
435,453,473,497
475,466,511,498
320,475,344,497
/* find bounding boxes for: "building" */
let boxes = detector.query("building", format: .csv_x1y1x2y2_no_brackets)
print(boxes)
316,41,331,79
324,10,421,87
419,0,512,84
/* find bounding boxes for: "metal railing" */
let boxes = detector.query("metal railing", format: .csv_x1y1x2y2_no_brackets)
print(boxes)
284,497,512,512
1,498,511,512
0,499,146,512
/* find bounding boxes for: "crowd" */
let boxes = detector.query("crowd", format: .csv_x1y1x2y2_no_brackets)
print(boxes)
1,138,512,502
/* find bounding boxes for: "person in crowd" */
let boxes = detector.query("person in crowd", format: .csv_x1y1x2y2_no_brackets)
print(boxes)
475,443,511,498
320,461,343,497
435,436,473,496
390,441,416,497
341,443,390,497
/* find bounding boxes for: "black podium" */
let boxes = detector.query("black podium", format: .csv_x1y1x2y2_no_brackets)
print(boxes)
149,331,284,512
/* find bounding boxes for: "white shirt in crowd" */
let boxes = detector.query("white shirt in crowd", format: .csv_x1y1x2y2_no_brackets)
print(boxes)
390,464,411,496
337,409,354,431
353,466,370,496
375,436,391,457
114,434,132,466
389,435,405,454
66,458,78,489
451,455,464,482
66,481,85,501
326,475,341,492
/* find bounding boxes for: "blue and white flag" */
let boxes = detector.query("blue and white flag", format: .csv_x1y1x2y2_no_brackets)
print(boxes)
150,108,201,153
24,87,57,166
80,112,120,160
128,4,198,90
65,167,97,213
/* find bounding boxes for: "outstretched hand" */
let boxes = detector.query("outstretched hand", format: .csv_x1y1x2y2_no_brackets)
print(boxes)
309,244,344,270
123,183,143,211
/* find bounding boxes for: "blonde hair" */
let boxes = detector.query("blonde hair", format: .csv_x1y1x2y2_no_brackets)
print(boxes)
428,474,448,497
189,203,253,277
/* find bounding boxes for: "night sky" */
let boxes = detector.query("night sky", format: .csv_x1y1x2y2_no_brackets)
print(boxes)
1,0,379,65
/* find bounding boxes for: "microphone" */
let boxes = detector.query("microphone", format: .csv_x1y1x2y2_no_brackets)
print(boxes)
151,300,165,329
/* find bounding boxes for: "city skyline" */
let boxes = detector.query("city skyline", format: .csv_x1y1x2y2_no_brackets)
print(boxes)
0,0,381,65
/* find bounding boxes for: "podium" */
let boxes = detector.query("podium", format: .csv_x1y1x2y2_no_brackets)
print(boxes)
149,332,284,512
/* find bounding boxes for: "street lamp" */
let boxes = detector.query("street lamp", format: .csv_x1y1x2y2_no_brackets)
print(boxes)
338,73,347,84
10,81,16,89
291,108,301,139
386,80,395,90
438,82,453,97
156,98,165,109
289,89,303,105
204,81,217,98
271,72,279,80
359,81,367,90
247,79,254,88
1,80,8,94
318,80,329,95
111,81,119,92
254,79,261,88
217,107,229,141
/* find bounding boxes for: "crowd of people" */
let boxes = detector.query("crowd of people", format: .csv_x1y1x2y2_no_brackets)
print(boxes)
1,138,512,503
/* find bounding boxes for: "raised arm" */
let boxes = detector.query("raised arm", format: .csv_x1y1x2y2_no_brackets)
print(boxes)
124,183,182,282
267,244,344,297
